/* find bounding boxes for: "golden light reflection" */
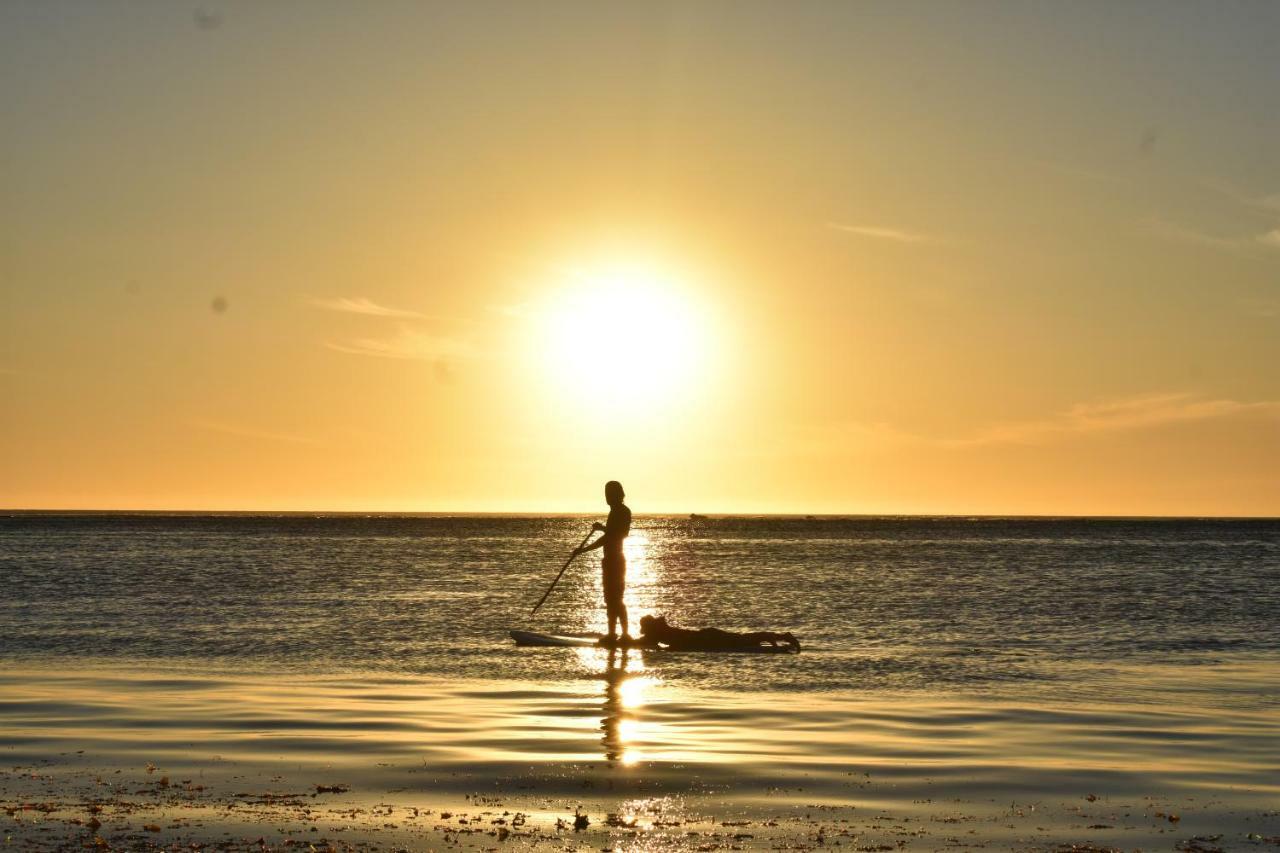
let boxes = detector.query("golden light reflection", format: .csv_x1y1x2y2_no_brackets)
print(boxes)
617,675,651,709
623,530,655,625
578,529,656,637
599,646,658,766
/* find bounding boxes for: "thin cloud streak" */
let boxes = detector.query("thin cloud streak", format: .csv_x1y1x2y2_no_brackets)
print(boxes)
1146,219,1255,253
752,391,1279,465
1194,178,1280,216
1237,297,1280,318
801,392,1280,457
1177,180,1280,251
308,296,426,319
1032,159,1129,186
828,222,931,243
191,419,324,446
946,392,1280,448
325,325,473,361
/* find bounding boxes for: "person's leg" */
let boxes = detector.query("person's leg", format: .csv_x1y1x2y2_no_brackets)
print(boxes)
605,559,628,638
711,628,753,648
602,561,619,639
615,558,628,638
749,631,798,650
605,597,620,639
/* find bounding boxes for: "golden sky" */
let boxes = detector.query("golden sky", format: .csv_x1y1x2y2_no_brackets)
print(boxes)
2,2,1278,515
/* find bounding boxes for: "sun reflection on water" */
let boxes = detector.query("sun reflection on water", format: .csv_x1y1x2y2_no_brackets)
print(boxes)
575,529,659,635
560,531,671,765
597,646,658,766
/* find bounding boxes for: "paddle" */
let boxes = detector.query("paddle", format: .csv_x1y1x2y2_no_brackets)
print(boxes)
530,527,596,616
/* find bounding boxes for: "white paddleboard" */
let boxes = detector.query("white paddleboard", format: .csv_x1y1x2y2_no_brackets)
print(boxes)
510,630,603,647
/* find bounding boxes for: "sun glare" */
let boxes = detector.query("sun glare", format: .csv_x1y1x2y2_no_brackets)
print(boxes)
538,261,708,413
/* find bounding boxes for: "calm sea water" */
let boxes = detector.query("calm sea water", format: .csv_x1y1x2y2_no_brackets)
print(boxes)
2,514,1279,849
3,514,1278,694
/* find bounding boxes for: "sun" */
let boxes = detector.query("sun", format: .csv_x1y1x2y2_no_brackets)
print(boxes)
538,260,709,413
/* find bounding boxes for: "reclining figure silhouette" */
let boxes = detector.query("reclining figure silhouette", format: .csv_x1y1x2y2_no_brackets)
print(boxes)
624,614,800,652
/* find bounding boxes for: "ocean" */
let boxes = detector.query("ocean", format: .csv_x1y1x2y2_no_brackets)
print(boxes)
2,513,1278,850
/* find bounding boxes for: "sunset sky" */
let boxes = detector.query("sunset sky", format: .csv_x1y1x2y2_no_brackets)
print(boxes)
2,2,1278,515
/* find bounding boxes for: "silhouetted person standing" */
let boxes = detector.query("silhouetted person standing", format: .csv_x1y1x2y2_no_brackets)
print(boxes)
574,480,632,640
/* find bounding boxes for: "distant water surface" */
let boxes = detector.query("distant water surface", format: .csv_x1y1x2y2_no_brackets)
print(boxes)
3,514,1277,694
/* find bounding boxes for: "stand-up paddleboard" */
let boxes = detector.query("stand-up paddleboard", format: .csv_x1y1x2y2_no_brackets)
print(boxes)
510,630,800,653
511,630,603,647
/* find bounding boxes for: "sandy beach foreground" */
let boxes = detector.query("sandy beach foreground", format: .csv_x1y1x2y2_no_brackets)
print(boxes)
3,660,1277,852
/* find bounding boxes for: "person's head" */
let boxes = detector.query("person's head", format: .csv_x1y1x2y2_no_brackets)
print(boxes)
638,614,665,636
604,480,625,506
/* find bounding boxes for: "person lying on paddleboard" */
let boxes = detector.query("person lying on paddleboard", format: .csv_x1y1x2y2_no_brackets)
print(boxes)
572,480,632,641
631,614,801,652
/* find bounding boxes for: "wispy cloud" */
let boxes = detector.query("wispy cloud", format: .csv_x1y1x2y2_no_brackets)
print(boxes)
1146,219,1257,253
1194,178,1280,215
325,324,473,361
949,392,1280,448
191,420,323,446
308,296,426,319
828,222,932,244
751,392,1278,464
1177,180,1280,252
1032,159,1129,186
1237,297,1280,318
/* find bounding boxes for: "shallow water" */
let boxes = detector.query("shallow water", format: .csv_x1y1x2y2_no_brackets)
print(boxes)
2,514,1279,849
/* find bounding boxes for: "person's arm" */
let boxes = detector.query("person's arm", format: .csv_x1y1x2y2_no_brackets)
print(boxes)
576,535,605,555
574,521,610,555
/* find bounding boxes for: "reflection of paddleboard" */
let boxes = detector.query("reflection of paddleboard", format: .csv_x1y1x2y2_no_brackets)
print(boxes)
509,630,800,653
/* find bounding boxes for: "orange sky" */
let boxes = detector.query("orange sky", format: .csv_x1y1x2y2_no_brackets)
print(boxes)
2,3,1278,515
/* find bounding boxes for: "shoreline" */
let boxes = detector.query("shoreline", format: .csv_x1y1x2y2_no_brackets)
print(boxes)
3,662,1278,851
6,755,1277,852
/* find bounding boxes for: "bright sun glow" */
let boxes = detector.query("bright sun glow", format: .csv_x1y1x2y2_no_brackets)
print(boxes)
539,261,708,412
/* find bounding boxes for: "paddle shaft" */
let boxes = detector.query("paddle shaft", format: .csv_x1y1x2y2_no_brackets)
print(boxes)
530,528,596,616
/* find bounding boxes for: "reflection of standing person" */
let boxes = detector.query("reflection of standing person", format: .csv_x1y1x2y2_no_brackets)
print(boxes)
600,645,630,763
573,480,632,640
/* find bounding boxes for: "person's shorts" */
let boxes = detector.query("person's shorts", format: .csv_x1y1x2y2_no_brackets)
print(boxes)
602,557,626,604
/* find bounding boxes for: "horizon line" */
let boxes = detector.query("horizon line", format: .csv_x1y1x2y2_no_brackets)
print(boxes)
2,507,1277,521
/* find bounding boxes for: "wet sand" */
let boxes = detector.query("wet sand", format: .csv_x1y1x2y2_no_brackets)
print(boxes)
3,657,1278,851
